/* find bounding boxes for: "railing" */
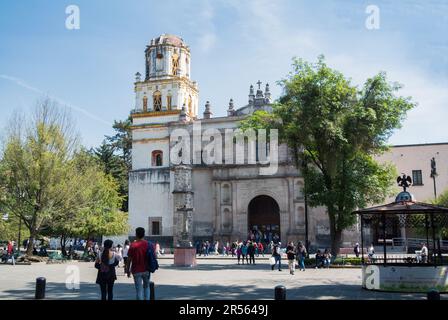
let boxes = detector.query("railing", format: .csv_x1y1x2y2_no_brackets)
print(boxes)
392,238,448,250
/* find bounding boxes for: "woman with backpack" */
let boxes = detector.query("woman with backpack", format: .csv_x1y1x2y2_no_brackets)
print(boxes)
95,239,122,300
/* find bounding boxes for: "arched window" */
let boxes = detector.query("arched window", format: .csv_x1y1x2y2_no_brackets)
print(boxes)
153,91,162,111
152,150,163,167
143,96,148,112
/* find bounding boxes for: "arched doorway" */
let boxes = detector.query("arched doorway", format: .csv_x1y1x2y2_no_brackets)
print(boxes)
248,195,280,244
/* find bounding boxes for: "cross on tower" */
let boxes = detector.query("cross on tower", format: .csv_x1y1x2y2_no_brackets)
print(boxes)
257,80,262,90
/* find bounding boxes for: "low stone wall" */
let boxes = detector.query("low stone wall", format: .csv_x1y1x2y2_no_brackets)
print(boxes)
362,264,448,292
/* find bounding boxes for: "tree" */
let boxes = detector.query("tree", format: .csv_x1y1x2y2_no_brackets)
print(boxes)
240,56,414,256
47,150,129,254
91,141,129,212
434,189,448,238
105,116,132,170
0,98,128,256
0,99,78,255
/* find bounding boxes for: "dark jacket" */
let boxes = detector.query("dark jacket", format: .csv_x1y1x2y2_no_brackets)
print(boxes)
286,245,296,260
95,253,120,284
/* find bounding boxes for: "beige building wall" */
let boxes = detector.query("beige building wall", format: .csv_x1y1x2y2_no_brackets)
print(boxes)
376,143,448,203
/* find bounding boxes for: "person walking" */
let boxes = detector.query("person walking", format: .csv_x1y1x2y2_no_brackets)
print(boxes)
122,240,130,273
271,242,282,271
236,242,243,265
241,242,248,264
258,242,264,257
6,241,15,266
95,239,121,300
297,242,307,271
126,227,150,300
323,248,332,268
286,241,296,275
248,241,256,265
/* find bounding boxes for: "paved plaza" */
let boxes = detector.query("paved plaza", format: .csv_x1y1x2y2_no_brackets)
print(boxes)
0,257,444,300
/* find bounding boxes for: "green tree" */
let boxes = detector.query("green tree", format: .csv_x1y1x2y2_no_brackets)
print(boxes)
434,189,448,238
241,56,414,256
46,150,129,255
91,141,129,212
0,99,78,255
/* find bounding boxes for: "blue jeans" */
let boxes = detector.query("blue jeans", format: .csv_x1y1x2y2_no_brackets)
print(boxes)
298,256,305,270
272,255,281,270
133,271,150,300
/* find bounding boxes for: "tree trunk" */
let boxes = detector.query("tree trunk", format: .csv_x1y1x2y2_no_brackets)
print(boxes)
61,235,67,256
330,229,343,258
26,233,36,256
328,209,342,257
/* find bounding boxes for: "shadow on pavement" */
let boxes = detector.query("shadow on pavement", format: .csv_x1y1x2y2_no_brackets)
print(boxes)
1,281,435,300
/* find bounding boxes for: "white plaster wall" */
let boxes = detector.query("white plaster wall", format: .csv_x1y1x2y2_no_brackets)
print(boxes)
128,169,172,237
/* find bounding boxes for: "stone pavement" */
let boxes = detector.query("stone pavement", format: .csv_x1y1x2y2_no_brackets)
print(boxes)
0,258,444,300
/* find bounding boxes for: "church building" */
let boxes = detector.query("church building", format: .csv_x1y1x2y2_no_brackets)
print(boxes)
128,34,349,249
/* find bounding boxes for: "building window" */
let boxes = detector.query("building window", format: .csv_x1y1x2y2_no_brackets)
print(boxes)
149,217,162,236
152,221,160,235
167,95,172,110
152,150,163,167
153,91,162,111
412,170,423,186
142,96,148,112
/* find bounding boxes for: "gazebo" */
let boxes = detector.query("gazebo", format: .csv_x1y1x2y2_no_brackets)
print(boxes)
352,174,448,292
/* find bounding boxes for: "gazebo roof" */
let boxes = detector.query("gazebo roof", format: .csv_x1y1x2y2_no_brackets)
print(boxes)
352,201,448,215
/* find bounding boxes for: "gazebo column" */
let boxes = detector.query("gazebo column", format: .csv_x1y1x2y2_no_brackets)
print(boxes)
430,213,436,265
382,214,387,266
360,216,364,264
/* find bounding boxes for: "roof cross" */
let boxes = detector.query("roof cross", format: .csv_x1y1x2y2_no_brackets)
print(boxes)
256,80,262,90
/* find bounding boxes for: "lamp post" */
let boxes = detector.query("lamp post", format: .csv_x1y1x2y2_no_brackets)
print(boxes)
301,159,309,253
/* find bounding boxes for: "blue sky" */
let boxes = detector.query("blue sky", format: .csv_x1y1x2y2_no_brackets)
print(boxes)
0,0,447,148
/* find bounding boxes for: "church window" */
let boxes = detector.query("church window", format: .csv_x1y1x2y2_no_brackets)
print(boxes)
172,53,179,75
142,96,148,112
295,181,304,200
152,150,163,167
153,91,162,111
167,95,172,110
221,184,231,204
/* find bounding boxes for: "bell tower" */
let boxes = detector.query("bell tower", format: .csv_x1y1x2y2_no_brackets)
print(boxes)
132,34,199,121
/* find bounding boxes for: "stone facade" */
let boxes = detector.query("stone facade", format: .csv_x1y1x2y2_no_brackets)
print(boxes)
128,34,448,250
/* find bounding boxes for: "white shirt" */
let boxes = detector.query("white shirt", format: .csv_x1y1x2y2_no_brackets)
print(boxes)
123,245,129,258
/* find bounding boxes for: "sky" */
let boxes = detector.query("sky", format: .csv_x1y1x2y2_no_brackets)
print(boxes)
0,0,447,148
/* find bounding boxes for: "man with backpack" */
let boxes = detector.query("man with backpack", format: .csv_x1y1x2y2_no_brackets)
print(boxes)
126,227,158,300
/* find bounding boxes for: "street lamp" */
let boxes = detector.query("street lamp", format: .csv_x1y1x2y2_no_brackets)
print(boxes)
301,159,309,254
